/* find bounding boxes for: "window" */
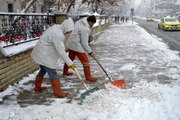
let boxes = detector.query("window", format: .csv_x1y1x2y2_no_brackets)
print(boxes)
8,4,13,12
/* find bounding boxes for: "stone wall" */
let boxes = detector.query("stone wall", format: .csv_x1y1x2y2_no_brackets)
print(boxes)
0,49,38,91
0,18,111,91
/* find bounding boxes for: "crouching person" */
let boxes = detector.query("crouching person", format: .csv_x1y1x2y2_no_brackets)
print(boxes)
31,18,76,98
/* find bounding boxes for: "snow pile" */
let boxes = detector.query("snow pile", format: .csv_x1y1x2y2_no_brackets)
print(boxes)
2,81,179,120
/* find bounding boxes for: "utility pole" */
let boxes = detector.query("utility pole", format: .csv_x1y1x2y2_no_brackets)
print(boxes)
153,0,156,16
130,8,134,25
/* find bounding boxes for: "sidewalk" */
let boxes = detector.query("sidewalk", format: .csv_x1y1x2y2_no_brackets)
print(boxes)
1,21,180,120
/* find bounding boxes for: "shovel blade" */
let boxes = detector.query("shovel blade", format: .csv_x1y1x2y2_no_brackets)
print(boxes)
80,87,100,101
104,79,125,88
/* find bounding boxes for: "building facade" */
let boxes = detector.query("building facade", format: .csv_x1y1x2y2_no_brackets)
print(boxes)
0,0,44,13
0,0,22,13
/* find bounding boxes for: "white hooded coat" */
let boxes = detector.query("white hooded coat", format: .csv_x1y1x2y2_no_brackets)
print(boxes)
67,17,92,53
31,18,74,69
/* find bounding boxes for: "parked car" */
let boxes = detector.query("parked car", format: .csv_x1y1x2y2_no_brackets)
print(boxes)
146,16,154,22
158,17,180,31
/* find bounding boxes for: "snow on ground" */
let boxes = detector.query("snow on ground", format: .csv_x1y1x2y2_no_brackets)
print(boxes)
0,21,180,120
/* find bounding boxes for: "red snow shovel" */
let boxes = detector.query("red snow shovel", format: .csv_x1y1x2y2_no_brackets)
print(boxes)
92,56,125,88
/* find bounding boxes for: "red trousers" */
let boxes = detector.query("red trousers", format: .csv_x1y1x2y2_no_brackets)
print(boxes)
63,49,90,72
64,49,94,77
63,49,97,81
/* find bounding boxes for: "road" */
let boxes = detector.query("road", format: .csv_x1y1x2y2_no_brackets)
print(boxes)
135,18,180,52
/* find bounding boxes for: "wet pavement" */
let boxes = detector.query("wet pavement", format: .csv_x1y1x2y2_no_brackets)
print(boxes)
15,75,106,107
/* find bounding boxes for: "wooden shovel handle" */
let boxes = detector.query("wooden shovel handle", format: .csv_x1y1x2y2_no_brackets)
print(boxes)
92,56,113,81
74,68,89,90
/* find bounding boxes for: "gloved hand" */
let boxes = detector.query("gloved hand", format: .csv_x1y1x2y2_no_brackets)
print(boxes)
65,48,69,52
69,64,76,70
88,52,94,57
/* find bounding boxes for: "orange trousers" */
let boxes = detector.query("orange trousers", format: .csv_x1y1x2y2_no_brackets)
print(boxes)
64,49,94,77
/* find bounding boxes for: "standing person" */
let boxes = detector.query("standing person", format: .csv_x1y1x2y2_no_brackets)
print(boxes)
63,15,97,82
125,16,128,22
31,18,76,98
117,15,120,23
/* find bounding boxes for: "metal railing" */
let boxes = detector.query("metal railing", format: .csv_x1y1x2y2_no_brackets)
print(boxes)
0,13,55,48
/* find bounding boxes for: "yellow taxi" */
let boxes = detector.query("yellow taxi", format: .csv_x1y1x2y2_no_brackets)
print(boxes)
158,17,180,30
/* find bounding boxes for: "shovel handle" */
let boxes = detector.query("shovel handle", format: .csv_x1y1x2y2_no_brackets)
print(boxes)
74,68,89,90
92,56,113,81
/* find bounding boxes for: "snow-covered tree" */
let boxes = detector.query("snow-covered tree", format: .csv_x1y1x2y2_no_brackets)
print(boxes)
20,0,134,16
68,0,134,15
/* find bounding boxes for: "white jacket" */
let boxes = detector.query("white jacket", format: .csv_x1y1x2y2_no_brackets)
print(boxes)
31,18,74,69
67,17,92,53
